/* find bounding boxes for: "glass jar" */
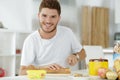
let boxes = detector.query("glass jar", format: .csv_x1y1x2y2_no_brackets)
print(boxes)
113,41,120,61
89,59,108,76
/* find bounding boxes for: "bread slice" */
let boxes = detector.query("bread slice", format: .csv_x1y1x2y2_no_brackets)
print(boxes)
26,65,71,74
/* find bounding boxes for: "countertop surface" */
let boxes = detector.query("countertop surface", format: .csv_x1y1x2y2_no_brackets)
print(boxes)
103,47,113,53
0,69,105,80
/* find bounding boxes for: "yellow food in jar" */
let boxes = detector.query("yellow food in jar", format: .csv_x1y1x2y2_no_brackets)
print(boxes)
89,59,108,76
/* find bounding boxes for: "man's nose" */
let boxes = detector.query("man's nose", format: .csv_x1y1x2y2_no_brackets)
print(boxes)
46,17,52,23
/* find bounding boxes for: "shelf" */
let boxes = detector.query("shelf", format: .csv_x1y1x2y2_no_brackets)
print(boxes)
0,30,30,76
0,28,33,33
0,28,13,32
16,54,21,57
0,54,15,56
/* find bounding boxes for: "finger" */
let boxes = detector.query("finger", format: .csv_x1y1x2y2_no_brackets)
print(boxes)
47,65,55,70
73,57,78,65
47,66,52,70
49,64,62,70
55,64,63,68
67,55,75,64
49,65,56,70
67,58,72,64
68,59,73,65
70,59,74,66
53,64,62,70
69,57,77,66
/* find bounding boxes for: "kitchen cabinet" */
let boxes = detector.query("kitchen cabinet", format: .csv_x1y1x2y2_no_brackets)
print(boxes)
81,6,109,48
115,0,120,23
0,29,15,77
0,29,31,77
15,33,30,75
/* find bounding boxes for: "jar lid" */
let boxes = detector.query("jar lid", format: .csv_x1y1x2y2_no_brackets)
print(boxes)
89,59,108,62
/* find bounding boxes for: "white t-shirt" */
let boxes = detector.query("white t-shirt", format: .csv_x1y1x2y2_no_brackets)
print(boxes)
21,26,82,67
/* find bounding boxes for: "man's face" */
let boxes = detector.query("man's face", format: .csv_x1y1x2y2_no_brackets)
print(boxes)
38,8,61,33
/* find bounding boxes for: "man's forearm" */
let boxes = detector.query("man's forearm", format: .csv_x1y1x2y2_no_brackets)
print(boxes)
19,67,27,75
77,48,86,61
19,65,38,75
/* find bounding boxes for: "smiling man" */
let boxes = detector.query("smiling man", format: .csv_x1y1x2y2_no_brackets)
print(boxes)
19,0,86,75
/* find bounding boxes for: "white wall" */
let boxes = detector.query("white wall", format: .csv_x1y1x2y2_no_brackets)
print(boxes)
0,0,32,32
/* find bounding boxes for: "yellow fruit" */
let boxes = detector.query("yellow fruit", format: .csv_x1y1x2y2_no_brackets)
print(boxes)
106,71,118,80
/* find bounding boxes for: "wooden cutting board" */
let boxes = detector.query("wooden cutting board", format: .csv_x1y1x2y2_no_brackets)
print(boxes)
81,6,109,48
81,6,91,45
91,7,109,48
26,65,71,74
40,68,71,74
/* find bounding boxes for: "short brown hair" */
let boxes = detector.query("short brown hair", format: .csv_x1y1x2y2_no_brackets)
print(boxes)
39,0,61,15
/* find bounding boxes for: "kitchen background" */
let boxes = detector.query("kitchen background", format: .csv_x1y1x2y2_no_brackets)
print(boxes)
0,0,120,77
0,0,120,46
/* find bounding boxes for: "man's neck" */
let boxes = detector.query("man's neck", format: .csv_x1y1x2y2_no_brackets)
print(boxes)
38,29,57,39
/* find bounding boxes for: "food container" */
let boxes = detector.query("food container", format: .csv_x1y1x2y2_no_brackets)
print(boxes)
89,59,108,76
27,70,46,80
113,42,120,61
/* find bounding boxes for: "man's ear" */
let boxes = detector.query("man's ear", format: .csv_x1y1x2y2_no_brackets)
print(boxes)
59,16,61,21
38,13,40,18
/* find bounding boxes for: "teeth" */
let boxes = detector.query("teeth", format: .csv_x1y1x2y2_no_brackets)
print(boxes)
45,24,52,27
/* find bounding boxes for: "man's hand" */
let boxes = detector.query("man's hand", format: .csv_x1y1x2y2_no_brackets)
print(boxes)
19,64,63,75
67,54,78,66
39,63,63,70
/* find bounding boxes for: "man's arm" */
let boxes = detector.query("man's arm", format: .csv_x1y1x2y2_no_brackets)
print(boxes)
19,66,28,75
76,48,86,61
19,64,64,75
19,65,38,75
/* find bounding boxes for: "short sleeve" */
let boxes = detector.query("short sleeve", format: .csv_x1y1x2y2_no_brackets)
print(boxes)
70,31,82,53
20,37,35,66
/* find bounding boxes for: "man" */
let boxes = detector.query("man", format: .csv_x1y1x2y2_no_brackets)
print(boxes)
19,0,86,75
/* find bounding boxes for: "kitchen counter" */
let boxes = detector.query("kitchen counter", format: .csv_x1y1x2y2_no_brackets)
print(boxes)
103,47,113,54
0,76,70,80
103,47,114,67
0,69,105,80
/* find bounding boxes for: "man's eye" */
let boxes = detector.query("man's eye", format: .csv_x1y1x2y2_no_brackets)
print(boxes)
51,16,56,18
42,14,46,17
